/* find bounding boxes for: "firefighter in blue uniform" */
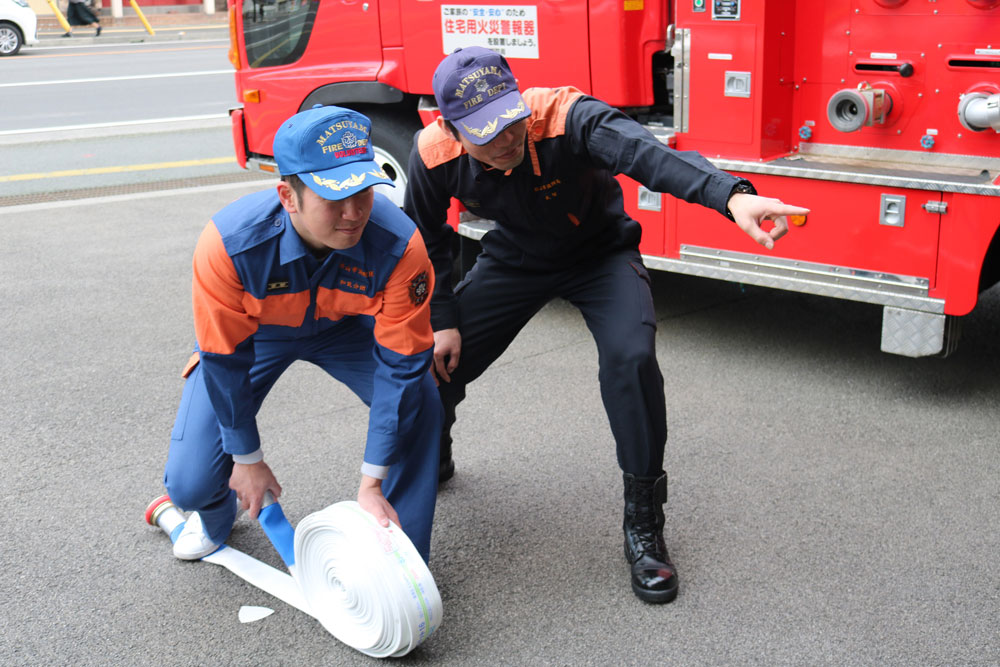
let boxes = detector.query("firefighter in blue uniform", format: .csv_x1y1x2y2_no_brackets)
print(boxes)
163,106,442,563
404,47,809,601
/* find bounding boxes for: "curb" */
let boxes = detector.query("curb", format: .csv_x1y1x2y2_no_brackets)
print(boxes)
32,25,229,46
31,12,228,46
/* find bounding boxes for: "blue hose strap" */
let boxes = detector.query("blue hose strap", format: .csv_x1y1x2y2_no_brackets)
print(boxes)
258,502,296,568
169,522,185,544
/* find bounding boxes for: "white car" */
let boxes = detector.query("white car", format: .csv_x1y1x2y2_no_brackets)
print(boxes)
0,0,38,56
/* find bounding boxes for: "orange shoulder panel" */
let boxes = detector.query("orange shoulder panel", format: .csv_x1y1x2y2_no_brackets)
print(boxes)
417,117,465,169
523,87,585,141
374,230,435,356
191,221,259,355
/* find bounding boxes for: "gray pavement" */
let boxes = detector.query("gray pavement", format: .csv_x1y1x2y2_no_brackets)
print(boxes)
2,184,998,665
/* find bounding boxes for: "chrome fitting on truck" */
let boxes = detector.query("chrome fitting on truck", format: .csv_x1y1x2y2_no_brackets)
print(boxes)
957,91,1000,132
827,83,893,132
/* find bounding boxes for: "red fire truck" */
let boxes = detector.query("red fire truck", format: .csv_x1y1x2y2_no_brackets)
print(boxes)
225,0,1000,357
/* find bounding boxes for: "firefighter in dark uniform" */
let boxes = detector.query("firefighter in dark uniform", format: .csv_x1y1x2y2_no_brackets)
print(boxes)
403,47,809,602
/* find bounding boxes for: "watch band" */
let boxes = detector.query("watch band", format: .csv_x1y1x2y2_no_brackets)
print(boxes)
726,181,757,221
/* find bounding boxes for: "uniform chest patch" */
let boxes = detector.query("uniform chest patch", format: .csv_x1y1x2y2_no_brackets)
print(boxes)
337,263,374,294
534,178,562,201
267,280,290,291
409,272,429,305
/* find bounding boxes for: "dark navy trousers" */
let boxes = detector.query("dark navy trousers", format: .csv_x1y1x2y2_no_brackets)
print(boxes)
163,320,442,561
440,247,667,477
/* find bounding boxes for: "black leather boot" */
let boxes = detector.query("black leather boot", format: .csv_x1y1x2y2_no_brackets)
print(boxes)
439,434,455,484
623,472,678,603
438,401,456,484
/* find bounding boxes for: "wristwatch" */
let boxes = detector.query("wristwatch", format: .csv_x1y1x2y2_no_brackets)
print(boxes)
725,180,757,221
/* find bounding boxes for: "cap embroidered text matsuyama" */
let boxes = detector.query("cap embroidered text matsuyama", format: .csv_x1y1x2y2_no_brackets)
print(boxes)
273,105,394,200
432,47,532,146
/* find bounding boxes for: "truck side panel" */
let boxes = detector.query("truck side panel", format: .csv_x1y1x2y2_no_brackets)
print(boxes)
233,0,384,159
396,0,593,97
935,193,1000,316
672,172,941,282
227,0,1000,355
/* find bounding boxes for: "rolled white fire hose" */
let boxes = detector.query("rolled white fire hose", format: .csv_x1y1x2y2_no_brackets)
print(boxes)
145,494,443,658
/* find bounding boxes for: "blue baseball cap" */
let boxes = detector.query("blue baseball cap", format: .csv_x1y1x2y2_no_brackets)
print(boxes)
273,105,394,200
432,46,531,146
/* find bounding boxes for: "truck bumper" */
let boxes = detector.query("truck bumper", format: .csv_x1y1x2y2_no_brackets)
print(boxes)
229,107,248,170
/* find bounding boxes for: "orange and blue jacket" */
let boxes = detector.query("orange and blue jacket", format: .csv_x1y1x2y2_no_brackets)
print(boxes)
403,87,742,331
188,189,434,466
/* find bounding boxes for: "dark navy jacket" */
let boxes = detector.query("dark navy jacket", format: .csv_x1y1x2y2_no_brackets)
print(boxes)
403,87,741,331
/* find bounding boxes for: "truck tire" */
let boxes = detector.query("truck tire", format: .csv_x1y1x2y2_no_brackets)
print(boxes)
356,107,423,208
0,22,24,57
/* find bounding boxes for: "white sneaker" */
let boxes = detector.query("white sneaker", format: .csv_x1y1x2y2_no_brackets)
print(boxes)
172,512,221,560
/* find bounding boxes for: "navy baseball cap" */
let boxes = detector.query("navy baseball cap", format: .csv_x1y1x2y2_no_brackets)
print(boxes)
432,46,531,145
273,105,394,200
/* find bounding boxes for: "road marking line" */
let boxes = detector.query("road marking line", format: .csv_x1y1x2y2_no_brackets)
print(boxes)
21,37,228,55
36,25,226,36
0,157,237,183
0,179,277,215
0,69,232,88
18,42,228,59
0,114,229,137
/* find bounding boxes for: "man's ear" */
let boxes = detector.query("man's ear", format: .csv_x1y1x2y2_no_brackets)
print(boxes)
277,181,299,213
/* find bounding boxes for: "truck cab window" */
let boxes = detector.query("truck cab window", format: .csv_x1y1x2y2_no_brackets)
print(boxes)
242,0,319,68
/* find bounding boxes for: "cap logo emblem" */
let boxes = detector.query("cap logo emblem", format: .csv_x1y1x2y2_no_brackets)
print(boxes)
453,65,501,98
341,131,359,149
315,120,368,146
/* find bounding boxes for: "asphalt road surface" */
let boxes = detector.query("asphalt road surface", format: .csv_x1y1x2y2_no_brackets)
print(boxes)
2,181,997,665
0,38,233,132
0,31,248,201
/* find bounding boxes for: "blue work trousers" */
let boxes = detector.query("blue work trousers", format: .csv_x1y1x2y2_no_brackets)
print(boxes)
163,321,442,561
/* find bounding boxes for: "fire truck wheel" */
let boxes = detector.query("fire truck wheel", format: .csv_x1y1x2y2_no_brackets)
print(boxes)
357,108,423,209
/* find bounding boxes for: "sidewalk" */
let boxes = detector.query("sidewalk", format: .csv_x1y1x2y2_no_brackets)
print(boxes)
33,8,228,45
